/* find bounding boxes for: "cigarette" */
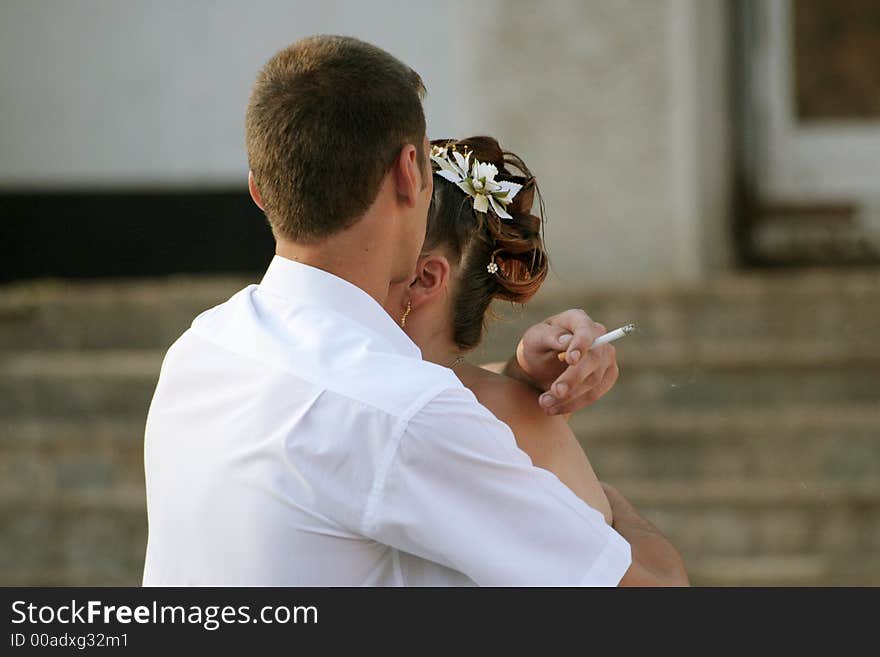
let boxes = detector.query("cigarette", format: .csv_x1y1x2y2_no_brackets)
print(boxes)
557,324,635,361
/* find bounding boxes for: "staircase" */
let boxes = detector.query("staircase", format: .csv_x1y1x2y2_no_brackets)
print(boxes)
1,269,878,585
475,269,880,585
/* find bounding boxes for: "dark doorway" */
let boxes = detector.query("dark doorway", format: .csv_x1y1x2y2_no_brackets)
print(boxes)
0,190,275,283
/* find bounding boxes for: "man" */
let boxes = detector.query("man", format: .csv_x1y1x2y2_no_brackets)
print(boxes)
142,35,687,586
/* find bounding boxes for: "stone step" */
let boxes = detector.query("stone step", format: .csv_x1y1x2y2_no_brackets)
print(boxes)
592,364,879,409
505,267,880,342
0,422,145,500
1,346,877,419
0,567,137,587
0,350,162,419
686,555,880,586
613,480,880,569
471,271,880,368
617,479,880,505
573,405,880,481
0,495,146,586
0,276,249,351
2,269,879,350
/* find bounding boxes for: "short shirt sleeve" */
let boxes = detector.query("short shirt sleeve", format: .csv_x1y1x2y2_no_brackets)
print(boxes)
361,385,631,586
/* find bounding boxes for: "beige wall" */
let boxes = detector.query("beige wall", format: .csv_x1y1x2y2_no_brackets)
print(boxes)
463,0,733,286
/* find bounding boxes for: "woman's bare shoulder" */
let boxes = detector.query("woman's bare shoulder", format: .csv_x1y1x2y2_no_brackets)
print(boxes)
467,367,571,438
466,366,613,525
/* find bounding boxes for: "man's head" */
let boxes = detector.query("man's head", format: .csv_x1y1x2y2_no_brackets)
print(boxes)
245,35,430,248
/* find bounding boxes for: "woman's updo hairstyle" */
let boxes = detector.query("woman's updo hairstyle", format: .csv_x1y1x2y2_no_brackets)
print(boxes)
425,135,549,351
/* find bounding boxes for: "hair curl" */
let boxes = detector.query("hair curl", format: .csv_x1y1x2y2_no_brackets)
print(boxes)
426,136,549,351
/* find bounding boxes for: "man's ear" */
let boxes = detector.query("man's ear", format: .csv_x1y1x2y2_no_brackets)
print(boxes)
248,170,264,210
409,253,451,310
393,144,420,207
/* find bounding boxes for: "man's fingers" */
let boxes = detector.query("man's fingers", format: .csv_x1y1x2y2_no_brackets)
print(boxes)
527,308,621,413
556,322,607,366
597,359,620,397
550,344,613,400
600,481,620,499
549,308,592,333
526,320,573,354
544,358,619,415
545,394,596,416
538,391,558,409
543,310,607,364
564,323,605,359
544,381,599,414
543,309,596,349
546,383,604,415
601,482,630,512
573,359,617,406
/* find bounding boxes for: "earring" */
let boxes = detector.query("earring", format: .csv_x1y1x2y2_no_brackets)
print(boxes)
400,300,412,328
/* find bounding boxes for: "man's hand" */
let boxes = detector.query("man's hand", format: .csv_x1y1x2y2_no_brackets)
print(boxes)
503,309,620,416
602,482,690,587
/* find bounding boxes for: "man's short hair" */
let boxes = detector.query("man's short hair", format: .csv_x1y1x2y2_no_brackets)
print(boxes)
245,35,427,243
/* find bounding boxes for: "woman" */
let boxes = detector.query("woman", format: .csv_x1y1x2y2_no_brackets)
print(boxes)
385,136,612,525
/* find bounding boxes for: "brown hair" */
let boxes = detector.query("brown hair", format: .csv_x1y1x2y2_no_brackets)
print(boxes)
245,35,427,243
425,136,549,350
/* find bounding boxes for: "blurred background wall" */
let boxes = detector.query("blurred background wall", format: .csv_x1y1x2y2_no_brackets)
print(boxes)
1,0,878,585
0,0,734,284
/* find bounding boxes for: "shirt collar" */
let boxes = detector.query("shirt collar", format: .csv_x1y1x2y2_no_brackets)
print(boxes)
258,255,422,359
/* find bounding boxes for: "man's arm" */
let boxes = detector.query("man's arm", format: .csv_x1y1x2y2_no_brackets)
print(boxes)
602,482,690,587
483,308,620,416
362,386,631,586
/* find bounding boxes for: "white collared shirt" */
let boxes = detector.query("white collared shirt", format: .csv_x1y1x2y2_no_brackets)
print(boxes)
142,255,630,586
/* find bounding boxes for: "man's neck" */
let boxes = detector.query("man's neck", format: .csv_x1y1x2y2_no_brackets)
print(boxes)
275,225,396,309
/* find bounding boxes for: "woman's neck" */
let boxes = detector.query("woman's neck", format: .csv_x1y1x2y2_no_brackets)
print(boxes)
415,333,492,391
418,336,463,370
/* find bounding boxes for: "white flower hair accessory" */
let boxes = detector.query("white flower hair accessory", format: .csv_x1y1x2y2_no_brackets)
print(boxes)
430,145,523,220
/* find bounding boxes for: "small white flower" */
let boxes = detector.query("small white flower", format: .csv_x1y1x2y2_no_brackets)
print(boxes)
430,147,523,220
487,262,499,274
473,160,499,183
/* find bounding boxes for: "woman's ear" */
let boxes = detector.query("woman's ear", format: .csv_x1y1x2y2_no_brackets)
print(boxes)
408,253,451,310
